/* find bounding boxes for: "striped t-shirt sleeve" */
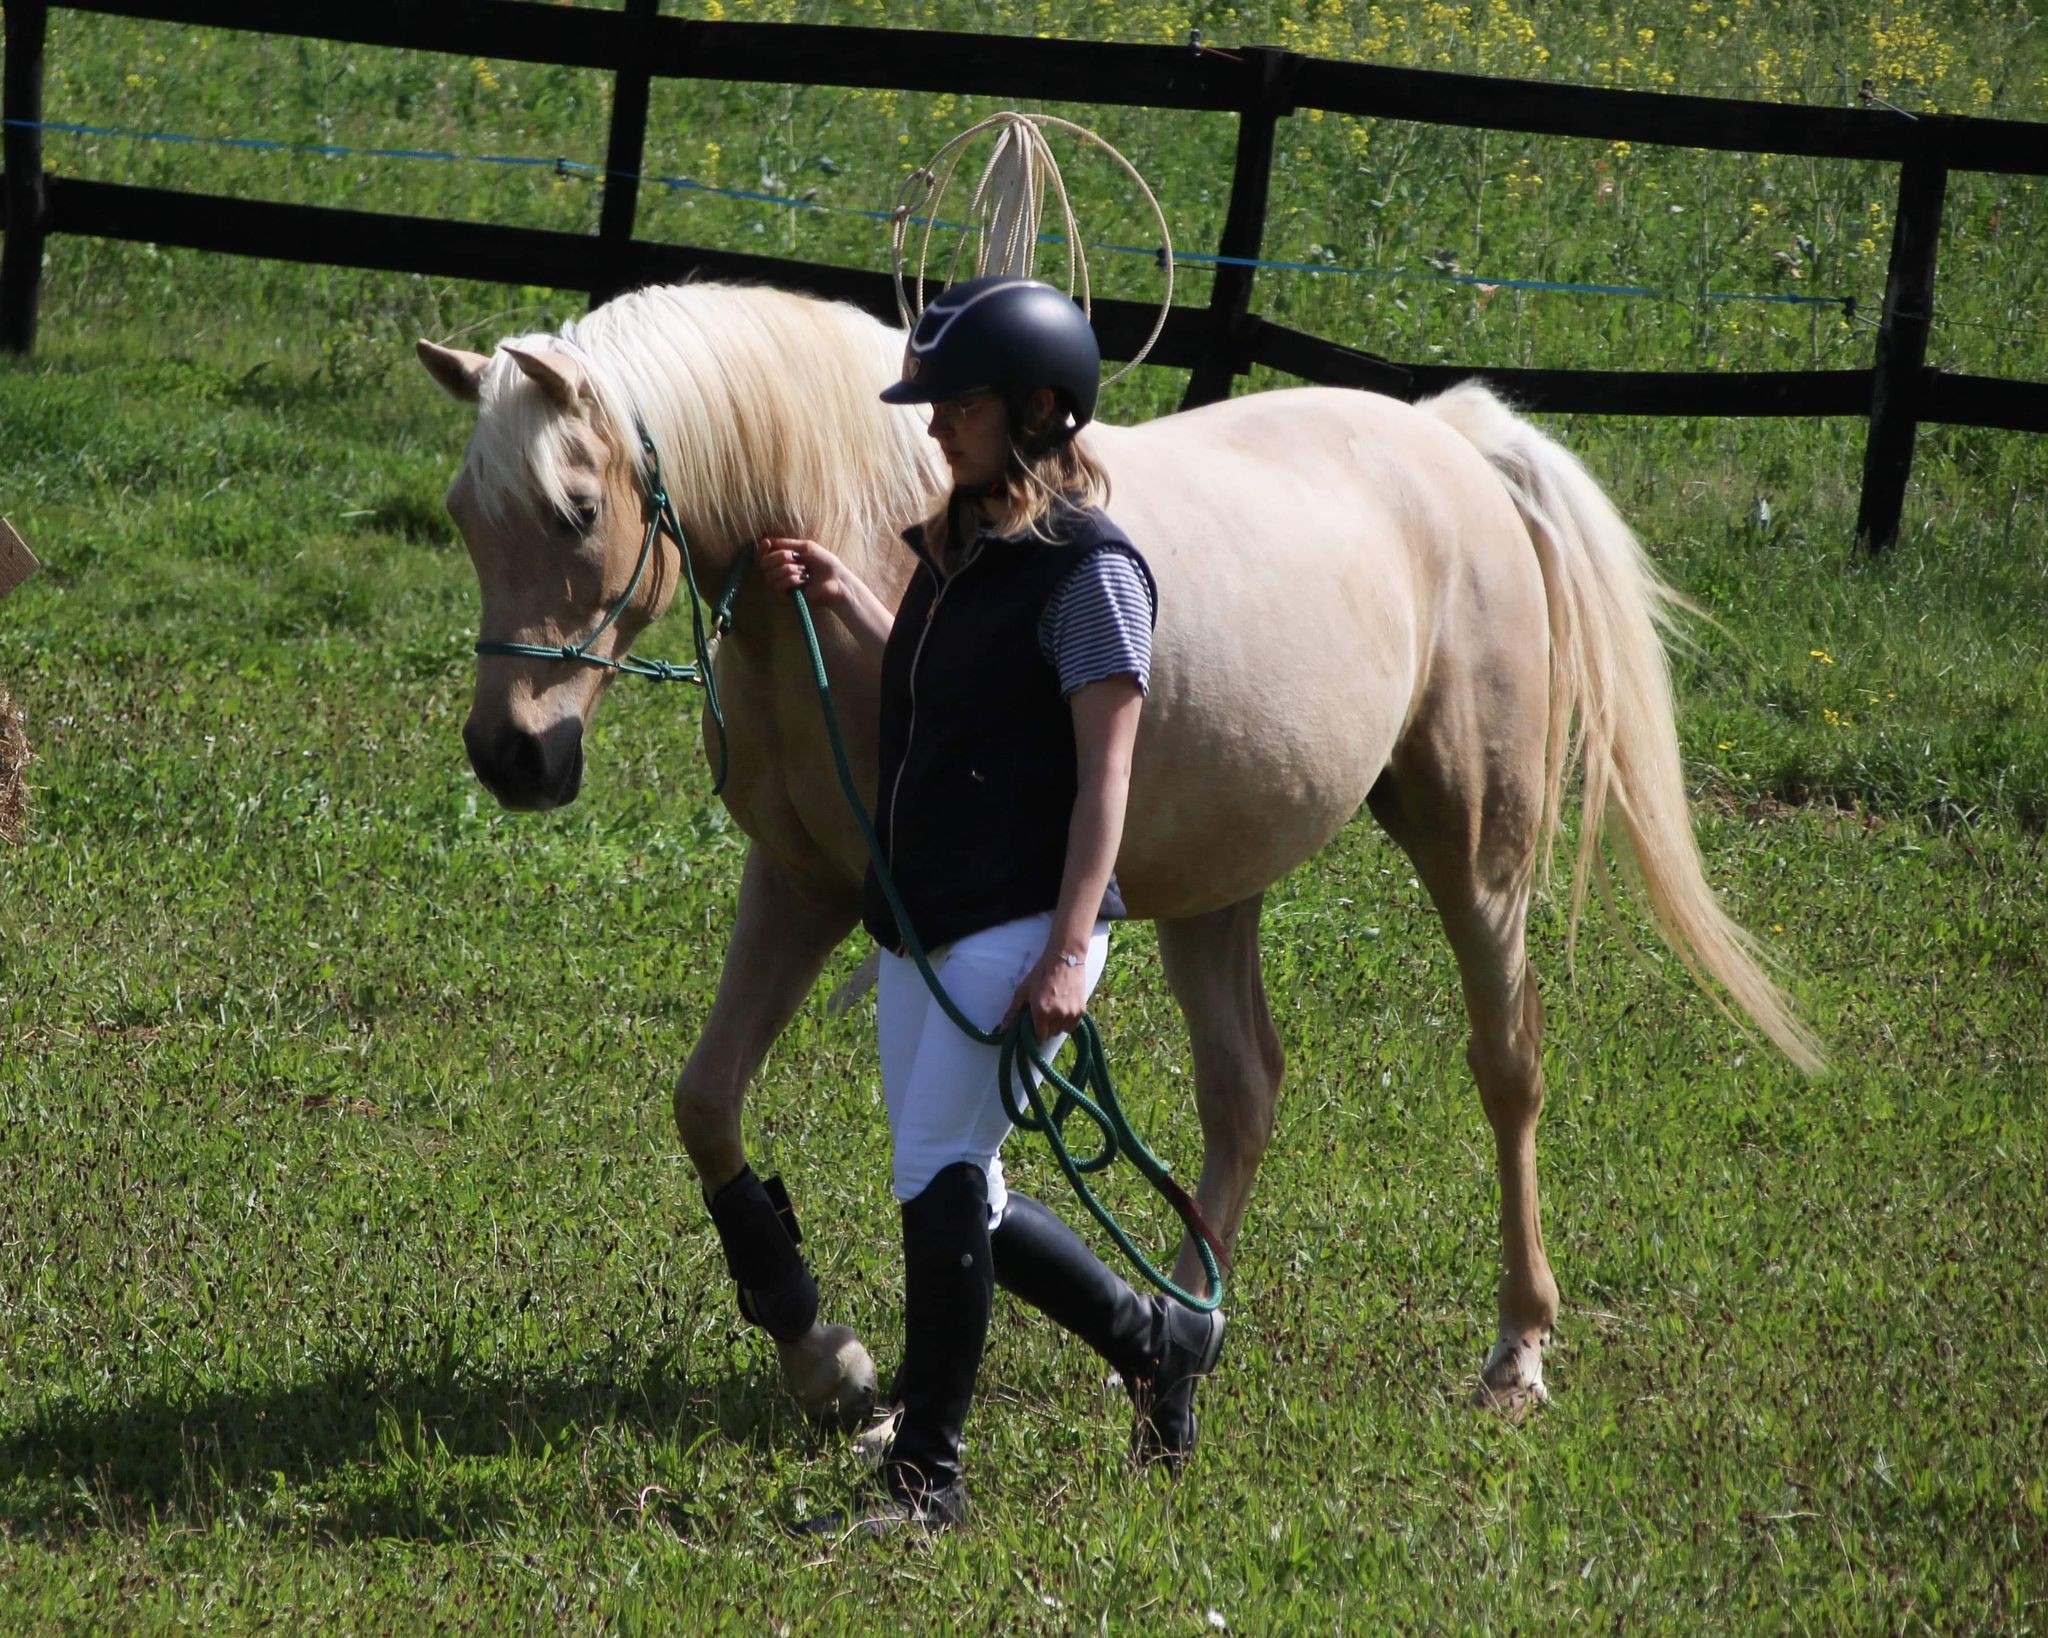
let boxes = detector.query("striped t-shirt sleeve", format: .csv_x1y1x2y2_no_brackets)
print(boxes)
1037,548,1157,697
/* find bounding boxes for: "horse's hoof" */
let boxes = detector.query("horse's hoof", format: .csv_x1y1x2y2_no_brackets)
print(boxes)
777,1323,878,1431
1470,1333,1550,1418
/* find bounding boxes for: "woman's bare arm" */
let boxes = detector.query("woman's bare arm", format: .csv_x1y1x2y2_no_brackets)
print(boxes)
1003,675,1144,1041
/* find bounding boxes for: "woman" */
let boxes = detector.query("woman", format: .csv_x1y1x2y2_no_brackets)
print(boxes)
754,277,1226,1532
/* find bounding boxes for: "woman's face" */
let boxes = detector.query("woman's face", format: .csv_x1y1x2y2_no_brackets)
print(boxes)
926,392,1008,488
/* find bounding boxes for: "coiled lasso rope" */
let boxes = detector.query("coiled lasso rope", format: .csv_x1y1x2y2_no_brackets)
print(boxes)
887,111,1175,388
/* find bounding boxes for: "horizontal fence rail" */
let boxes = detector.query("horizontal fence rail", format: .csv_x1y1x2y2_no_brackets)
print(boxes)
44,0,2048,170
5,174,1220,367
5,0,2048,552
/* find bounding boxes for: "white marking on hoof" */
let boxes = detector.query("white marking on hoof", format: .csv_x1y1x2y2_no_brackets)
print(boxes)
776,1323,879,1431
1472,1332,1551,1415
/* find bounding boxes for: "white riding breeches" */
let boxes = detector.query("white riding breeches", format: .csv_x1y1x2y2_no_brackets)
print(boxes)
877,911,1112,1224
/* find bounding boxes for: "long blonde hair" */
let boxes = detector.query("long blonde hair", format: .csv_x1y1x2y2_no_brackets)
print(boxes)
919,399,1110,562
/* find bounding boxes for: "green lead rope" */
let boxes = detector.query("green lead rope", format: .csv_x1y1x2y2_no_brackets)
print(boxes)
786,586,1226,1314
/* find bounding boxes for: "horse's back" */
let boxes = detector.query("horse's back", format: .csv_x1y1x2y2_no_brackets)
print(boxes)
1082,387,1544,917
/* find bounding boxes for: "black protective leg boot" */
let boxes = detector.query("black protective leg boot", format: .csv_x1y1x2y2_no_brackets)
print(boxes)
877,1161,993,1527
704,1165,818,1342
991,1192,1225,1472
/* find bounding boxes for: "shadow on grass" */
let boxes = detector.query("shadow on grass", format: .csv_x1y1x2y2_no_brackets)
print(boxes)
0,1350,815,1542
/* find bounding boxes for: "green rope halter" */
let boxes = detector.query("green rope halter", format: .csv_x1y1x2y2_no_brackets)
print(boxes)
473,425,749,792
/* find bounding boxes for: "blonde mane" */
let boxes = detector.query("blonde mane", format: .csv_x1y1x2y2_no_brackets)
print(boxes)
464,281,941,556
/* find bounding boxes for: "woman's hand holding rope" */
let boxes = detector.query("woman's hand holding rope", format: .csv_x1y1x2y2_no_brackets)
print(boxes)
756,536,894,657
1000,945,1092,1043
754,535,841,601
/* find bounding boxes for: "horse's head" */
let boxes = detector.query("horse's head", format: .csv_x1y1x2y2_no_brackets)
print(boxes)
419,336,672,811
421,285,944,812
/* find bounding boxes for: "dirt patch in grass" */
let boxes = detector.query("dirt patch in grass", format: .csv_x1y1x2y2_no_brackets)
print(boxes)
1700,787,1890,834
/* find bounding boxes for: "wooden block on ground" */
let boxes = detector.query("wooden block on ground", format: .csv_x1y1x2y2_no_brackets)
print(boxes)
0,519,40,600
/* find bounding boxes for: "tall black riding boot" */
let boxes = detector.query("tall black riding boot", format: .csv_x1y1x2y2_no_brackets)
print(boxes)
876,1160,993,1527
991,1190,1227,1471
992,1191,1157,1372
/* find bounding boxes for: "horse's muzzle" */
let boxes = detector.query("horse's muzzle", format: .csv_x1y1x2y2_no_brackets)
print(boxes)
464,719,585,811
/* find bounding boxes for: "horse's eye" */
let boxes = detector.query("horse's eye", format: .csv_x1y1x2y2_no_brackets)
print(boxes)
558,499,600,535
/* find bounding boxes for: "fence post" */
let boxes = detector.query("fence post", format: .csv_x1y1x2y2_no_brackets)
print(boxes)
1179,46,1294,410
589,0,660,309
2,0,51,354
1855,154,1948,555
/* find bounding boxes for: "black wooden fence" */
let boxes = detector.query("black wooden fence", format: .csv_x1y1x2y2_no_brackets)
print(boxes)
5,0,2048,551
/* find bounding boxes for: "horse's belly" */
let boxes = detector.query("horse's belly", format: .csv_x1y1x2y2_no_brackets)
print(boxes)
1113,636,1410,918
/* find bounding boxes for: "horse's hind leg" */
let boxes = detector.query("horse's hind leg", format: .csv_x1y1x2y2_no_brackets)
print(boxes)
1156,894,1285,1299
1369,753,1559,1412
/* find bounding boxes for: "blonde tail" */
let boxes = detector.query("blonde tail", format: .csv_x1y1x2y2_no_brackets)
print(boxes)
1422,382,1823,1073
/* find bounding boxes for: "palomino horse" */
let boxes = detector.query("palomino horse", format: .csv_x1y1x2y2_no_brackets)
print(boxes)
419,280,1819,1421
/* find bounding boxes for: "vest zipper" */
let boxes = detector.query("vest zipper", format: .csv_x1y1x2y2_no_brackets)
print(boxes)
884,541,987,877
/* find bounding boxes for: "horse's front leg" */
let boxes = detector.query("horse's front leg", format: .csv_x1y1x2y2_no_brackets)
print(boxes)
675,843,876,1426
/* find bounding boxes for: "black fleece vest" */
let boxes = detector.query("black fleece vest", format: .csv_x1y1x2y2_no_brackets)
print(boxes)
861,504,1155,954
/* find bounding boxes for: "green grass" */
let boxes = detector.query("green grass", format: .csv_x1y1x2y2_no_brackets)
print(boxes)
3,2,2047,1630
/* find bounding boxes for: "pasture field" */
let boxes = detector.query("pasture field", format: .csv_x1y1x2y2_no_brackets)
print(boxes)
3,1,2046,1630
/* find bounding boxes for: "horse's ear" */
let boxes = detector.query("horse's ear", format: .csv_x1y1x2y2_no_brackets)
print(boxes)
501,344,588,414
417,339,489,404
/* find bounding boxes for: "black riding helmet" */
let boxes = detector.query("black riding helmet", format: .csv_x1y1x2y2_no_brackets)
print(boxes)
880,276,1101,430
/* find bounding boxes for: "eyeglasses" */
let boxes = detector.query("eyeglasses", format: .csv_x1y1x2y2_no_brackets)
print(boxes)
926,394,1001,430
